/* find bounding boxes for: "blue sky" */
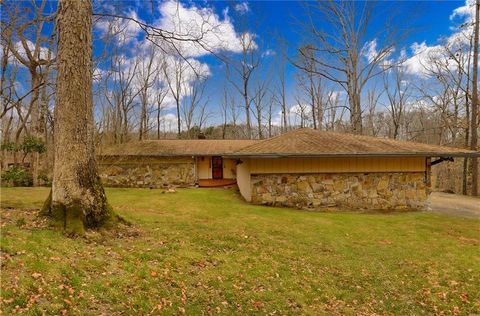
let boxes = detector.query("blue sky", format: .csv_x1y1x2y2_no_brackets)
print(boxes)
143,0,467,126
5,0,474,129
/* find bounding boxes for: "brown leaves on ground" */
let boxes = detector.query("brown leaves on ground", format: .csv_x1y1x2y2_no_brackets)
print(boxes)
1,192,479,315
1,209,49,230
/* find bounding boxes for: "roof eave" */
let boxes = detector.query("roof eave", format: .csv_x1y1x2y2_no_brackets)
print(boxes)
98,153,235,157
225,152,479,158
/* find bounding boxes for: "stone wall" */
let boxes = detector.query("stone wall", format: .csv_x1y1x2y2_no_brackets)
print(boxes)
98,156,195,188
251,172,428,210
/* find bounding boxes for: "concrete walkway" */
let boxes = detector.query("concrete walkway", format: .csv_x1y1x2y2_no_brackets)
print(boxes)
428,192,480,219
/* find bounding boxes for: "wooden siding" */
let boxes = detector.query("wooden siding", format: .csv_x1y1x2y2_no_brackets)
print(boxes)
223,158,237,179
249,157,426,174
197,156,211,179
98,156,194,165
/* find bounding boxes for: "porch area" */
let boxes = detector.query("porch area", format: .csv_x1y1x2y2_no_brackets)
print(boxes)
198,179,237,187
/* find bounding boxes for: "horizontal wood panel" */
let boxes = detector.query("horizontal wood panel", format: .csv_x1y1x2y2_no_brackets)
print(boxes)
249,157,426,174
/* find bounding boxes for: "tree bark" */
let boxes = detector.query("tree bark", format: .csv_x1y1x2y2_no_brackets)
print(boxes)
244,90,252,139
349,92,363,134
471,0,479,196
42,0,113,235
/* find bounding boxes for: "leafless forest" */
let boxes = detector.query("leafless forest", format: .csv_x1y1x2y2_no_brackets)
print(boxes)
1,0,479,195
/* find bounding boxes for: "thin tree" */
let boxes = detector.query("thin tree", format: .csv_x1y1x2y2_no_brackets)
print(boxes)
163,57,186,138
226,33,259,139
383,66,411,139
296,0,398,134
252,81,268,139
1,0,55,185
181,76,208,139
137,47,157,140
275,52,288,133
471,0,479,196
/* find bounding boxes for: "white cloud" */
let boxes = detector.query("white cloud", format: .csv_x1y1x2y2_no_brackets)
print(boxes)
261,49,275,58
449,0,476,21
95,10,143,45
159,55,211,108
98,46,211,112
362,39,395,70
14,81,24,93
289,104,311,116
402,42,441,77
155,1,248,58
94,0,257,119
363,39,378,63
234,2,250,15
402,0,475,77
159,113,178,131
9,40,53,65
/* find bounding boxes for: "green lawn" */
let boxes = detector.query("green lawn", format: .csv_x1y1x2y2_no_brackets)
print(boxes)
1,187,479,315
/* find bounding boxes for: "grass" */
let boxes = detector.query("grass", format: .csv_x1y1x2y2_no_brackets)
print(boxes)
1,187,479,315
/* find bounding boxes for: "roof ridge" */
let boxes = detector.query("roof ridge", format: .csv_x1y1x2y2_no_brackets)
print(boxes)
230,128,310,154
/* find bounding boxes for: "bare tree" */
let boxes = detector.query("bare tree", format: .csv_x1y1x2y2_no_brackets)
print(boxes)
275,52,288,132
181,76,208,138
155,78,168,140
137,46,158,140
252,81,269,139
266,92,276,138
471,0,479,196
226,33,259,139
229,93,239,138
1,0,55,185
163,57,187,137
296,0,398,134
220,86,229,139
103,51,140,143
383,66,411,139
364,88,383,137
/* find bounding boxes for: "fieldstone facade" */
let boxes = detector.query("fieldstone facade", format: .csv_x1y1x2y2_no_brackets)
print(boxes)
98,156,195,188
251,172,428,210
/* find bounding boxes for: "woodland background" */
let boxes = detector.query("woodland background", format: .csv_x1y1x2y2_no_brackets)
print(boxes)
1,0,478,194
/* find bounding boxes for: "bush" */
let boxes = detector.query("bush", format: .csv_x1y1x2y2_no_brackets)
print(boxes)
1,167,33,187
37,173,52,186
20,136,46,155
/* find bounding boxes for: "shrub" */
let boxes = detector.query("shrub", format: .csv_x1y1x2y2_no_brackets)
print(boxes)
20,136,46,155
38,173,52,186
1,167,33,187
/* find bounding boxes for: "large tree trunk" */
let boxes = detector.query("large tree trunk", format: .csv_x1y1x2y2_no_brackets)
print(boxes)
42,0,112,235
470,0,479,196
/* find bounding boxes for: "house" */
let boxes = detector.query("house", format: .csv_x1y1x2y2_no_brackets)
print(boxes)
98,139,258,188
98,128,478,210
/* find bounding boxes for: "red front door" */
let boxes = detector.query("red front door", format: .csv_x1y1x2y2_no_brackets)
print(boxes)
212,156,223,179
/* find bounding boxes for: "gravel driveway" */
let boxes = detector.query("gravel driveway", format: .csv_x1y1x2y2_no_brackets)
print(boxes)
428,192,480,219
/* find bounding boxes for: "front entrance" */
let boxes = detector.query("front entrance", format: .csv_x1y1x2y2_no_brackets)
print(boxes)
212,156,223,179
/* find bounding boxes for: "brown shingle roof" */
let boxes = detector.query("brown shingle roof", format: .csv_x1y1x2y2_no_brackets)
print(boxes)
99,139,259,157
230,128,478,157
